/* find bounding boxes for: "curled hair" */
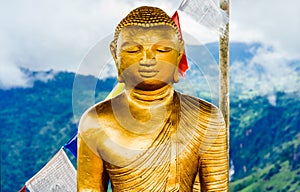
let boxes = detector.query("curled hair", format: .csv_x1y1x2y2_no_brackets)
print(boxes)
112,6,182,46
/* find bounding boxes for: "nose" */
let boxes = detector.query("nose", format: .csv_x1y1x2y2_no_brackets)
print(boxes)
140,49,156,66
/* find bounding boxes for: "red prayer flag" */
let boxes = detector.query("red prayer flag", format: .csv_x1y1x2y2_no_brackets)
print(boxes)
18,185,26,192
172,11,189,76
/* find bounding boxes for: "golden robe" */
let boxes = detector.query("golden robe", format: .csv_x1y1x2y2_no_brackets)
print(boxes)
78,90,228,192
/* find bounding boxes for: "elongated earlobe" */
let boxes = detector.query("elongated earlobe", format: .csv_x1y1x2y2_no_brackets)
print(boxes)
173,69,179,83
110,42,117,62
110,41,123,83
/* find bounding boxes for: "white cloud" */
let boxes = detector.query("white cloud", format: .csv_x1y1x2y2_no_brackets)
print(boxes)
230,0,300,60
0,0,131,71
0,35,30,89
0,59,30,89
251,46,299,93
1,0,299,90
0,0,182,88
231,45,300,98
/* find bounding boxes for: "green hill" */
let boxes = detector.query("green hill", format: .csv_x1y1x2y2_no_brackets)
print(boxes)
0,71,299,191
0,71,116,191
230,92,300,191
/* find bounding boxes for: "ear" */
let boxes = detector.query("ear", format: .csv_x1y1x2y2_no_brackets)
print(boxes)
110,41,117,63
173,41,184,83
176,40,184,65
110,41,124,83
173,68,179,83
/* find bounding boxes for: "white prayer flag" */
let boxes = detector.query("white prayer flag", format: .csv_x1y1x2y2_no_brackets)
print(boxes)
178,0,228,35
25,149,76,192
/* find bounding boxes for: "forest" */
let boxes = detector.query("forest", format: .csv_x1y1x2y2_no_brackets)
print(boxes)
1,71,299,191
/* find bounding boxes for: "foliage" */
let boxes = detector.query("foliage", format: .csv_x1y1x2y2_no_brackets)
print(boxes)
1,70,299,191
0,72,115,191
230,92,300,191
230,161,300,191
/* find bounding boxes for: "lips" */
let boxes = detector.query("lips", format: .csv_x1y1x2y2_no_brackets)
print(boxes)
138,70,159,78
138,63,159,78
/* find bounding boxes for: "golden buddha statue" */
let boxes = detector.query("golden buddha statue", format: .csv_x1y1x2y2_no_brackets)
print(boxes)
77,6,228,192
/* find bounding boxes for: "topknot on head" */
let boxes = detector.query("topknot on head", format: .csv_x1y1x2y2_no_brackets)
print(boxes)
112,6,182,45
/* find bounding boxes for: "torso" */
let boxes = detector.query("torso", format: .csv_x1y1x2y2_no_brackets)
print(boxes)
80,91,217,191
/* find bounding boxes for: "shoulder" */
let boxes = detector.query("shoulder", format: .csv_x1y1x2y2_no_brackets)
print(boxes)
175,91,225,128
78,97,117,153
79,99,112,130
78,93,126,135
177,92,223,117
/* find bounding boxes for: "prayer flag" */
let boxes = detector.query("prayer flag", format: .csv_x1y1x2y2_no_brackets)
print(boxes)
178,0,228,35
64,133,78,158
172,11,189,76
25,149,76,192
18,185,27,192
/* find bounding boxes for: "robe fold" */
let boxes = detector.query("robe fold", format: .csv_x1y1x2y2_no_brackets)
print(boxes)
78,91,228,191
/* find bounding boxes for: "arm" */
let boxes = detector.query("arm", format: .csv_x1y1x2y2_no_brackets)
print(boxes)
77,133,108,192
199,110,229,191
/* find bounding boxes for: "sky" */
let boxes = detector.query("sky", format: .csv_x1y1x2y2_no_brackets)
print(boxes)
0,0,299,89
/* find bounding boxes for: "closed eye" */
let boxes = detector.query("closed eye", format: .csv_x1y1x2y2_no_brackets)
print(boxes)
121,42,142,53
126,49,140,53
123,46,141,53
156,47,172,53
121,47,140,54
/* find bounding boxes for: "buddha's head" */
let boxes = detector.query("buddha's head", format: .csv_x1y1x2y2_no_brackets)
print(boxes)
110,6,184,91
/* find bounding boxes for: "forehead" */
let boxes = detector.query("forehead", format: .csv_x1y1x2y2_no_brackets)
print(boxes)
117,25,179,44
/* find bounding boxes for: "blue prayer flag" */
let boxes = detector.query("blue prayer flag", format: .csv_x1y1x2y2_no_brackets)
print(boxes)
63,133,77,158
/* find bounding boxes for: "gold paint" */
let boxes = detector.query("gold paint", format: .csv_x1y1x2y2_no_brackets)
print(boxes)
78,6,228,191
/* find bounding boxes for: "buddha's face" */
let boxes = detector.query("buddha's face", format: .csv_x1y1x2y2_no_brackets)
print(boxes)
111,25,183,91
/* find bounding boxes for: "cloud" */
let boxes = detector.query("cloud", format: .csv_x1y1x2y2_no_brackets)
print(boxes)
0,35,30,89
1,0,299,90
0,0,182,88
231,44,300,99
230,0,300,60
0,60,30,89
1,0,132,71
250,47,298,91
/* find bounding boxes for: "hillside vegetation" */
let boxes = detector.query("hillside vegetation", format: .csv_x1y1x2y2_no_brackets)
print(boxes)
230,92,300,191
1,71,299,191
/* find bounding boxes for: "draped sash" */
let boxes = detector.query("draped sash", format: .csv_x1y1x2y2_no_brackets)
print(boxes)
105,92,181,191
103,92,226,191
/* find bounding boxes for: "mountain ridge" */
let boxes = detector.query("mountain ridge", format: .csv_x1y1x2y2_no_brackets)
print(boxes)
1,41,299,191
1,70,299,191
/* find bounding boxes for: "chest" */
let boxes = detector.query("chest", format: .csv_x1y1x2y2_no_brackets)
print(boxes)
96,102,203,169
102,133,200,191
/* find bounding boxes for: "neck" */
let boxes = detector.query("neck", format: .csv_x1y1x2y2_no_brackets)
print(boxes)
122,84,174,125
125,84,174,107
